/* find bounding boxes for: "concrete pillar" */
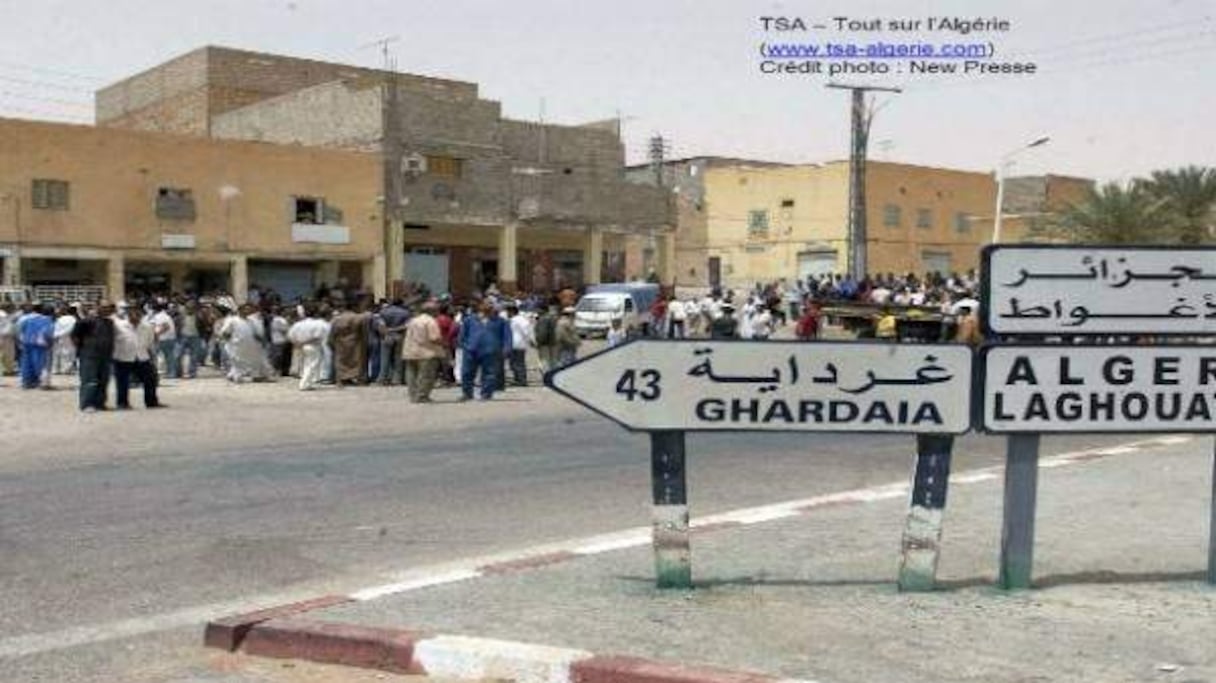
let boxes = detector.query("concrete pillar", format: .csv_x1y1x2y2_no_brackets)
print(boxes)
624,235,644,281
658,229,677,289
1,252,21,287
167,262,188,294
230,255,248,304
498,223,519,294
106,255,125,303
368,255,387,300
584,227,604,286
385,219,404,292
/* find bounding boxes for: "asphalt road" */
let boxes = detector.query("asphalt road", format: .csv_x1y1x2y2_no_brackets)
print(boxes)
0,386,1133,682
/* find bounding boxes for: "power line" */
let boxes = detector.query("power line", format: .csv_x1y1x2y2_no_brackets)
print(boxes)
1000,14,1213,61
899,30,1216,94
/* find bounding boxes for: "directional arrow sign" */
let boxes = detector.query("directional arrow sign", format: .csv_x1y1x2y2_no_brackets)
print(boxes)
545,340,974,433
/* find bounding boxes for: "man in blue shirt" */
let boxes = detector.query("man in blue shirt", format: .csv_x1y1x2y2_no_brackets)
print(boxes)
458,301,512,401
17,304,54,389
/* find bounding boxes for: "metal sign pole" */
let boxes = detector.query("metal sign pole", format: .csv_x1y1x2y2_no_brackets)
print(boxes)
1209,436,1216,585
898,434,954,592
651,430,691,589
999,433,1041,589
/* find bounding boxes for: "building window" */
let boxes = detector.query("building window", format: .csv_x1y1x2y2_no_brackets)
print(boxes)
955,212,972,233
883,203,901,227
916,208,933,229
747,209,769,238
155,187,195,221
294,196,324,224
425,154,464,179
780,198,794,221
31,179,70,210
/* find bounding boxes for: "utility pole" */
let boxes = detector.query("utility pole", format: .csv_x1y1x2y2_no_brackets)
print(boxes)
360,35,401,296
649,135,667,187
826,83,900,281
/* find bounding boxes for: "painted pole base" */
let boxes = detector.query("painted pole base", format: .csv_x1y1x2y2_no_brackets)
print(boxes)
898,505,943,592
652,504,692,589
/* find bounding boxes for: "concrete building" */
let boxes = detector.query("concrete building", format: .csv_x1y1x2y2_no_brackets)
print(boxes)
629,158,997,289
97,46,674,296
0,117,382,302
989,174,1095,243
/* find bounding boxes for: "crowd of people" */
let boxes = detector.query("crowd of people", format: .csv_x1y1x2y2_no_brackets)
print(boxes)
0,270,988,412
633,270,984,344
0,282,593,411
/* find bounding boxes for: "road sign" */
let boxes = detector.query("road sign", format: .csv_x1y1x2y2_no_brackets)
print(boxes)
981,245,1216,335
981,344,1216,433
545,340,974,434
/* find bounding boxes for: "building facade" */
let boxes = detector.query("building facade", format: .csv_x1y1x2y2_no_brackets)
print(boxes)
991,174,1095,243
97,46,674,297
629,158,998,289
0,117,382,302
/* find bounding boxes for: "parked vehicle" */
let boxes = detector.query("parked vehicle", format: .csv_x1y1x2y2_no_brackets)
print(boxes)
574,283,660,337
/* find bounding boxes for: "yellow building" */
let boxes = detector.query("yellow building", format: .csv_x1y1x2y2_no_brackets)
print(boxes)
0,117,382,302
633,158,999,289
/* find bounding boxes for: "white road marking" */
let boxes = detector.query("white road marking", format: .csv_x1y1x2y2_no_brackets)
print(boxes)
350,569,482,601
0,435,1179,660
0,588,329,659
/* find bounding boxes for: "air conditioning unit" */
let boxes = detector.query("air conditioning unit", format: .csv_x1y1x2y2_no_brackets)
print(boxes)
401,153,426,177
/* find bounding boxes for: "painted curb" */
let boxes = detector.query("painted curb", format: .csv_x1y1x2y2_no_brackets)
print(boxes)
200,437,1186,682
202,595,352,651
208,613,815,683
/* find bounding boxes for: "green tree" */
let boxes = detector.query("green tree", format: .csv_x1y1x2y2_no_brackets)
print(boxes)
1142,166,1216,244
1048,181,1176,245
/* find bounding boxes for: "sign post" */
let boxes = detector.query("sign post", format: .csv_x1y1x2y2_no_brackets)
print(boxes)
898,434,954,592
547,339,973,589
998,434,1040,589
982,245,1216,589
650,431,691,589
1210,438,1216,586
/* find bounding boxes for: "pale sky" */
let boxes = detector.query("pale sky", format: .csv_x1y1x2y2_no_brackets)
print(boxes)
1,0,1213,182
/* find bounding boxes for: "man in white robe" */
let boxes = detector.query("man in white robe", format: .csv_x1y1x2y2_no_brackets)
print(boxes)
287,308,330,391
217,305,268,383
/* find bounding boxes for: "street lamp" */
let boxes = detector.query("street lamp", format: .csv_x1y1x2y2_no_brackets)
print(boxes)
992,136,1050,244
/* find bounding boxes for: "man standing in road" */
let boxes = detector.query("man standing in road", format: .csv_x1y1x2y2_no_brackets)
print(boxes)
533,304,558,373
0,302,15,377
71,301,115,412
113,307,164,409
175,301,204,379
149,303,178,379
287,305,329,391
17,303,54,389
329,299,368,386
554,307,581,367
506,304,533,387
52,304,78,375
376,298,410,386
458,301,511,401
402,300,444,403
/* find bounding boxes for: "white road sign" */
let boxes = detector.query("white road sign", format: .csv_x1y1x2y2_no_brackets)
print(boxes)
545,340,974,433
982,245,1216,335
982,345,1216,433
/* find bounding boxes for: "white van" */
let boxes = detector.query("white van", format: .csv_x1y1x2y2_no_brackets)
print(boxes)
573,283,660,337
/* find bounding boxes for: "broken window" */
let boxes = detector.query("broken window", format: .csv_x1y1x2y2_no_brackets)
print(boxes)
31,179,70,210
155,187,195,221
